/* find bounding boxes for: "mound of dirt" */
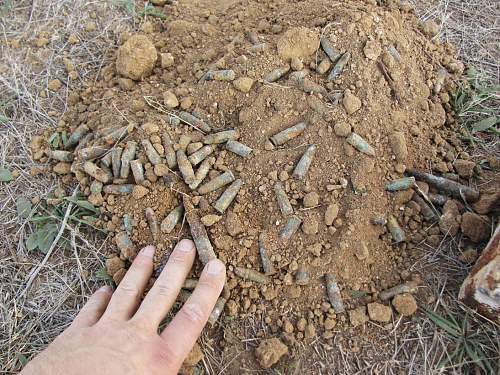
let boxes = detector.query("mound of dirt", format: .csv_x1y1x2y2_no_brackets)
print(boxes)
35,0,499,371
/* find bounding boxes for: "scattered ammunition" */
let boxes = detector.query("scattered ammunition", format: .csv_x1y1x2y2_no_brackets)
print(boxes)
202,69,236,81
191,111,214,130
188,145,214,166
96,126,121,137
130,160,145,184
320,37,341,63
258,234,276,275
145,207,159,241
246,31,259,44
47,150,74,162
74,133,94,153
316,59,332,74
296,78,328,95
249,43,267,53
66,124,90,149
111,147,122,177
371,216,387,226
182,278,198,290
103,184,134,195
123,213,132,234
386,177,416,191
325,273,345,313
328,51,350,80
208,297,227,325
120,141,137,179
264,66,290,83
428,192,448,206
83,161,111,183
234,267,270,284
433,68,447,95
270,122,307,146
406,169,479,202
101,152,112,167
279,215,302,241
183,195,217,265
115,231,136,260
289,69,309,82
77,146,109,161
274,182,293,216
442,173,459,182
160,205,184,234
178,111,211,133
103,125,131,145
346,132,375,156
161,133,177,169
141,139,162,165
198,170,235,195
187,142,203,155
292,144,316,180
166,114,180,126
412,194,438,222
203,130,239,144
176,149,196,185
225,140,252,157
214,179,242,214
387,215,406,243
379,281,418,301
295,265,310,286
189,157,215,190
99,162,114,182
387,45,401,62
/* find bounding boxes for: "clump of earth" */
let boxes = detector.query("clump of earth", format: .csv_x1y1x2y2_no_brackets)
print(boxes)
32,0,499,371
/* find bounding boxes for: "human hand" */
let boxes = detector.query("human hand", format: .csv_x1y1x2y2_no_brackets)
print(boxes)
20,239,226,375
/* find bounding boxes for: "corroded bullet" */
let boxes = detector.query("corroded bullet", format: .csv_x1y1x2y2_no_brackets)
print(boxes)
270,122,307,146
77,146,109,161
249,43,267,53
66,124,90,149
166,114,180,126
346,132,375,156
289,69,309,82
187,142,204,155
161,205,184,234
320,37,341,63
178,111,211,133
123,213,132,234
83,161,112,183
189,157,215,190
103,184,134,195
328,51,350,80
387,215,405,243
130,159,145,184
115,231,136,260
428,192,448,206
176,149,196,185
295,265,310,285
161,133,177,169
47,150,74,162
274,182,293,216
203,69,236,81
379,281,418,301
183,195,217,265
208,297,227,325
234,267,270,284
120,141,137,179
279,215,302,241
141,139,162,165
100,162,113,181
325,273,345,313
145,207,159,241
178,134,192,152
188,145,214,166
371,216,387,226
387,45,401,62
111,147,122,177
203,130,239,144
225,140,252,157
198,170,235,195
103,125,132,145
101,152,112,167
214,179,242,214
386,177,416,191
412,194,438,222
264,66,290,83
292,145,316,180
259,234,276,275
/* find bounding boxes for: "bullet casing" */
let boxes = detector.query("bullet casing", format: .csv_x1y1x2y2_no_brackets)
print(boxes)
176,150,196,185
274,182,293,216
145,207,159,241
214,179,242,213
111,147,123,177
203,130,239,144
270,122,307,146
279,215,302,241
188,145,214,166
198,170,235,195
141,139,162,165
225,140,253,157
120,141,137,179
325,273,345,313
161,205,184,234
346,132,375,156
130,159,145,184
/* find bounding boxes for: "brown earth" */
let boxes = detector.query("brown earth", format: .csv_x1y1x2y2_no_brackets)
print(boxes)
32,0,499,372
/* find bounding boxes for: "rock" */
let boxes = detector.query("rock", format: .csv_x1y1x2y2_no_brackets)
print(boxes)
349,306,369,327
363,40,381,60
53,162,71,175
296,317,307,331
106,256,124,276
461,212,490,242
389,132,408,162
132,185,149,200
367,302,392,323
283,319,294,333
163,91,179,108
276,27,320,60
324,317,336,330
303,191,319,207
342,89,362,114
334,122,351,137
116,35,157,80
290,57,304,71
420,20,440,38
255,338,288,369
392,293,418,316
394,189,415,207
153,164,169,177
316,59,331,74
302,216,319,235
142,122,159,134
453,159,475,178
472,191,500,214
48,79,62,91
118,78,135,91
180,97,193,110
226,211,243,236
354,241,369,260
304,323,316,339
233,77,254,93
225,299,238,316
324,203,339,226
201,214,222,226
439,200,461,236
307,243,322,257
160,52,174,68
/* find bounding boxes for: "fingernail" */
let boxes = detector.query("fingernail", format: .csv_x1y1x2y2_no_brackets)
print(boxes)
206,259,225,276
141,245,155,258
98,285,112,293
177,239,194,252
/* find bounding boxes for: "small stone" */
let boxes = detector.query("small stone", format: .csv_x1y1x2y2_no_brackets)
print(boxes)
439,200,461,236
394,189,414,206
297,317,307,331
342,89,361,115
255,338,288,369
53,162,71,174
279,171,289,181
307,243,322,257
233,77,254,93
389,132,408,162
392,293,418,316
290,57,304,71
180,97,193,110
226,211,243,237
472,191,500,215
304,323,316,339
324,318,336,330
201,214,222,227
354,241,369,260
132,185,149,200
226,299,238,316
116,34,157,81
324,203,339,226
48,79,62,91
363,39,382,60
283,320,294,333
142,122,159,134
264,140,275,151
349,306,369,327
367,302,392,323
276,27,320,60
163,91,179,109
303,192,319,207
461,212,490,242
112,268,127,284
153,163,169,177
302,217,319,235
182,342,204,367
106,256,124,276
161,52,175,68
421,20,440,38
453,159,475,178
334,122,351,137
316,59,331,74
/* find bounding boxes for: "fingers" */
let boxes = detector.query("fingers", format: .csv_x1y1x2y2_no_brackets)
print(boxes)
132,239,196,328
101,246,155,321
70,286,113,329
160,259,225,365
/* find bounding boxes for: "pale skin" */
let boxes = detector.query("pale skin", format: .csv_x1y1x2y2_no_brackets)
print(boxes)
20,239,226,375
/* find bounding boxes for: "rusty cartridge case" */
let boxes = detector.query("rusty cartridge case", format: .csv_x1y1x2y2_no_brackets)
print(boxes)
47,150,74,162
264,66,290,83
103,125,131,145
387,45,401,62
274,182,293,216
141,139,162,165
77,146,109,161
100,152,112,168
130,160,145,184
161,133,177,169
225,140,252,157
187,142,203,155
123,213,132,234
279,215,302,241
346,132,375,156
214,179,242,214
292,144,316,180
297,78,328,95
188,145,214,166
203,69,236,81
161,205,184,234
208,297,227,325
176,149,196,185
270,122,307,146
320,37,341,63
103,184,134,195
258,234,275,275
115,231,136,260
178,111,211,133
328,51,350,80
145,207,159,241
189,157,215,190
428,192,448,206
203,130,239,144
234,267,270,284
379,281,418,301
387,215,405,243
111,147,122,177
386,177,416,191
66,124,90,149
120,141,137,179
295,265,310,285
249,43,267,53
198,170,235,195
325,273,345,313
83,161,112,183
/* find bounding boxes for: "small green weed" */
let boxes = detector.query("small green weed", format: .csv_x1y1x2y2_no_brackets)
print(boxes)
138,4,167,20
111,1,167,20
110,0,136,16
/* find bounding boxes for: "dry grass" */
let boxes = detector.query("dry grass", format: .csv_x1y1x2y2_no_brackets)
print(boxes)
0,0,498,374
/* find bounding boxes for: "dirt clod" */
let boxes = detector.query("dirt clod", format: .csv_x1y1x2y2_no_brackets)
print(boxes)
392,293,418,316
349,306,369,327
367,302,392,323
460,212,490,242
255,338,289,369
116,34,157,80
342,89,361,114
277,27,319,60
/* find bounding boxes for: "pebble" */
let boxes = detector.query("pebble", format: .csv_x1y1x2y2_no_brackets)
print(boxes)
342,89,361,115
324,203,339,226
153,163,169,177
226,211,244,236
290,57,304,71
161,52,175,68
307,243,322,257
363,40,381,60
142,122,159,134
48,79,62,91
132,185,149,200
453,159,475,178
367,302,392,323
180,97,193,110
461,212,490,242
233,77,254,93
354,241,369,260
303,191,319,207
297,317,307,331
316,59,331,74
324,318,336,330
389,132,408,162
439,200,461,236
106,256,124,276
349,306,369,327
302,217,319,235
163,91,178,108
279,171,289,181
392,293,418,316
334,122,351,137
201,214,222,227
255,338,289,369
